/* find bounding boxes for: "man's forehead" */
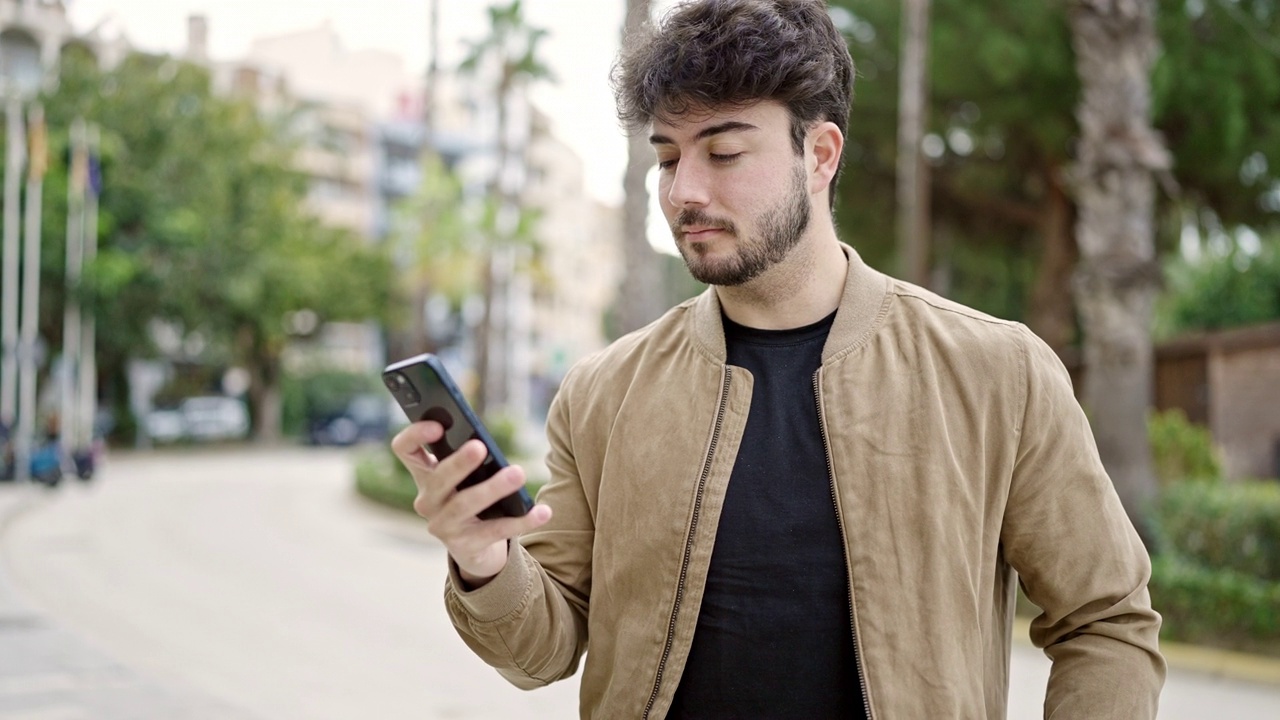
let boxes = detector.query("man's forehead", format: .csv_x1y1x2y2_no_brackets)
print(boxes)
649,100,785,144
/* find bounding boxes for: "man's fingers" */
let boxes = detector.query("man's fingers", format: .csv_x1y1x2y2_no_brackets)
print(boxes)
446,464,529,521
409,440,491,520
476,504,554,545
446,504,554,564
390,421,445,470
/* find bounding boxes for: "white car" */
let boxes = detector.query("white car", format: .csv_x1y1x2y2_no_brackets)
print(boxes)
147,396,250,443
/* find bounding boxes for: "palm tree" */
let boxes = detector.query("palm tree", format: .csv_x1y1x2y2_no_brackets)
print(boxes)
616,0,668,335
1068,0,1170,547
458,0,554,415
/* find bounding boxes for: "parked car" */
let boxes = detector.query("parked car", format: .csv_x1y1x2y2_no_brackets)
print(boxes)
306,393,393,446
146,396,250,443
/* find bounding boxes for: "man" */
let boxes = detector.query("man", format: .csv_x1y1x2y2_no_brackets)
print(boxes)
392,1,1165,717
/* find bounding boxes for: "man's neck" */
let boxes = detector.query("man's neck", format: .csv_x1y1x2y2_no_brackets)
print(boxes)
715,227,848,331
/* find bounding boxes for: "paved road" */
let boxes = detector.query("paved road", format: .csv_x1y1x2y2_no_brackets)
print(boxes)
2,448,1278,718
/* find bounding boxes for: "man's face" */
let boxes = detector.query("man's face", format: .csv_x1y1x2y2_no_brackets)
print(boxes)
650,101,812,287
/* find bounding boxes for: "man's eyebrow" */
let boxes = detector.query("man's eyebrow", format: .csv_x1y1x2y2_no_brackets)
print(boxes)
649,121,760,146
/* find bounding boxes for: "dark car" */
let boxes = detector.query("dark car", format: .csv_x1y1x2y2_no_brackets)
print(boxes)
306,394,393,446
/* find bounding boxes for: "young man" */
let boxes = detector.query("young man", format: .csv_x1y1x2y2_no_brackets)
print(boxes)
391,1,1165,717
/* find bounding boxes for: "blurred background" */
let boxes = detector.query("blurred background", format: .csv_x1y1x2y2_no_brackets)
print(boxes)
0,0,1278,717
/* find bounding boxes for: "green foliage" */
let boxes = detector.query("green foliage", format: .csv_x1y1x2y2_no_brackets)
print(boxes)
1157,233,1280,336
831,0,1078,320
827,0,1280,331
355,447,420,512
1147,409,1223,486
1155,480,1280,582
1153,0,1280,228
29,51,395,438
1149,554,1280,653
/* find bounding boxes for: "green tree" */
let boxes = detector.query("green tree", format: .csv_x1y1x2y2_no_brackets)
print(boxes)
33,52,393,441
830,0,1280,347
1157,232,1280,335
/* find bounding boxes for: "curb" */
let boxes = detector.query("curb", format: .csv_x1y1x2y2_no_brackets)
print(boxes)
1012,617,1280,687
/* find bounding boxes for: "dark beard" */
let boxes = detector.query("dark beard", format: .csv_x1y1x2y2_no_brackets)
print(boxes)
674,165,811,287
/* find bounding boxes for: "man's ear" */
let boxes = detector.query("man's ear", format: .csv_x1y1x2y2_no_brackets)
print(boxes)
807,121,844,197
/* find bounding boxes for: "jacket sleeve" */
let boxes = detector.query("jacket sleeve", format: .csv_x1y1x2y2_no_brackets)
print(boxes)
443,369,594,689
1001,327,1166,719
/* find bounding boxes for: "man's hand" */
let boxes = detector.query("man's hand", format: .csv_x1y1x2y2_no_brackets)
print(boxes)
391,421,553,588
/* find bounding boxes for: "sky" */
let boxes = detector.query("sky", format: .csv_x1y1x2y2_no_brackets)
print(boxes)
65,0,681,213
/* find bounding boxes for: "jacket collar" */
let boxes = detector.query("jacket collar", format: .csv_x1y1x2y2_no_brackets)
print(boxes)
691,243,891,364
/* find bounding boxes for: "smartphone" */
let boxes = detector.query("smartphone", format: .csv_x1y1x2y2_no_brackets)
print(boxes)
382,354,534,519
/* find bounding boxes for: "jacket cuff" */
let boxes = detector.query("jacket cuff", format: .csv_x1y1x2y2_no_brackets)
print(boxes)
445,541,532,623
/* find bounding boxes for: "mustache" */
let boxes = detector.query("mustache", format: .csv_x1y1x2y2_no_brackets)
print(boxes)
672,209,736,237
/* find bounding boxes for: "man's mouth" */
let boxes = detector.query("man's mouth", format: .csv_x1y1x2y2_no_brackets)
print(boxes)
682,226,726,240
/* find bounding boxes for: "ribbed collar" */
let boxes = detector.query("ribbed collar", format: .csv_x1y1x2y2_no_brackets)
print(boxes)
691,243,892,364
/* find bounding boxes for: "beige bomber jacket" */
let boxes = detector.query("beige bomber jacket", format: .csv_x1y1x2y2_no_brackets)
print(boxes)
444,245,1166,719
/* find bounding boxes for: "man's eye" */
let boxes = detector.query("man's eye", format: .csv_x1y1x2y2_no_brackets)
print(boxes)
710,152,742,164
657,158,678,170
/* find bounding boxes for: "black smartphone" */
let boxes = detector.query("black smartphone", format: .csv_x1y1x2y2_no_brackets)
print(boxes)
382,354,534,519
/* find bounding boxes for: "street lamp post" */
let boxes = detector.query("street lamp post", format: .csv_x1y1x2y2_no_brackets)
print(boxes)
0,95,23,431
14,102,45,483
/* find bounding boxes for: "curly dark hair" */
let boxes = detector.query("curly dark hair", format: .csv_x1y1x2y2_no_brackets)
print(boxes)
612,0,856,206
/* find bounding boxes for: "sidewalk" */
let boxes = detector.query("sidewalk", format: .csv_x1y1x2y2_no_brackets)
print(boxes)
0,483,258,720
3,480,1279,719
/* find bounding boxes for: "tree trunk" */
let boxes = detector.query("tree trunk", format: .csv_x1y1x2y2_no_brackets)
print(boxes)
250,376,283,445
1068,0,1170,547
616,0,667,335
239,326,283,444
897,0,932,287
1027,167,1077,352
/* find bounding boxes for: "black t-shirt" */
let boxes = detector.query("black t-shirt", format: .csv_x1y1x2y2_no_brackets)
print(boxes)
667,310,866,720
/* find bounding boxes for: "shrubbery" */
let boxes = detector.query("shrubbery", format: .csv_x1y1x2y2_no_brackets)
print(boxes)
1150,479,1280,654
1148,409,1223,486
1148,555,1280,654
1156,481,1280,582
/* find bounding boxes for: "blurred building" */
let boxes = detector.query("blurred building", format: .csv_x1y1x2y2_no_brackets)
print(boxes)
524,107,621,390
1153,322,1280,481
0,0,125,92
188,16,622,425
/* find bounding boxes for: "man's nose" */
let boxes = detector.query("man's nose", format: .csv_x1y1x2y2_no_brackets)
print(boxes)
667,160,711,208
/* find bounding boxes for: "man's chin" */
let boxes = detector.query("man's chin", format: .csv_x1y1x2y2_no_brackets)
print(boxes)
684,257,756,287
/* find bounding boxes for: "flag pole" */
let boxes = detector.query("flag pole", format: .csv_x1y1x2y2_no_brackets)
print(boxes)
78,123,101,453
15,103,46,483
61,117,87,463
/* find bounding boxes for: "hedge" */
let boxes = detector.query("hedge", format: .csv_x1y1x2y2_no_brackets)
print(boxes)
1155,480,1280,582
1149,554,1280,653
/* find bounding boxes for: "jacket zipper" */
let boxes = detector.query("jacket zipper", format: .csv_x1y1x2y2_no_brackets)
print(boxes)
814,369,874,720
642,366,733,719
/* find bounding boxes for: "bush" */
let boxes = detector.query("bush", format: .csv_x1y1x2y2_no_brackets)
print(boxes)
1148,409,1223,486
1149,554,1280,654
1155,480,1280,582
355,447,418,512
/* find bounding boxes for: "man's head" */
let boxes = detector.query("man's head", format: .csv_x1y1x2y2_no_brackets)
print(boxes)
613,0,855,208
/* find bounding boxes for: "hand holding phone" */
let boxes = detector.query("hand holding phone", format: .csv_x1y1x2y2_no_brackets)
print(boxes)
386,354,552,586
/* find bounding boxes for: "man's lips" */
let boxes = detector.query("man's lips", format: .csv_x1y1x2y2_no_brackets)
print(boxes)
681,227,727,240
